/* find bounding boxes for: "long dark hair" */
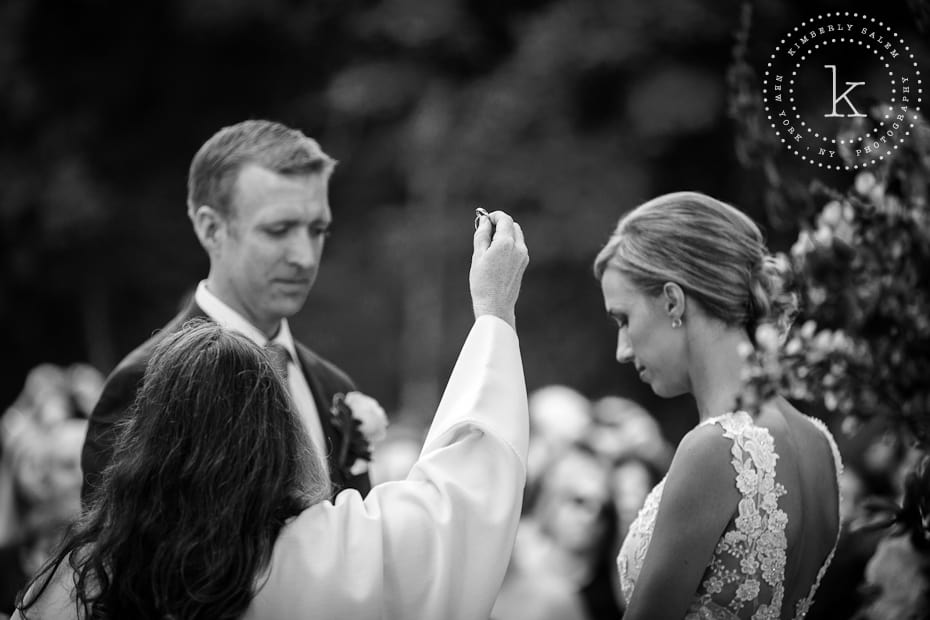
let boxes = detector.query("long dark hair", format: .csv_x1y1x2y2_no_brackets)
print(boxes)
17,320,331,619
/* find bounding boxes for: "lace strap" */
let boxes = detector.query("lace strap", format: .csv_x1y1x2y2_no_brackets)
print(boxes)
702,411,788,617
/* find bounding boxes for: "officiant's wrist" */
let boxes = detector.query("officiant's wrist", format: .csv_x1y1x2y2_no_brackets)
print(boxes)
474,307,516,331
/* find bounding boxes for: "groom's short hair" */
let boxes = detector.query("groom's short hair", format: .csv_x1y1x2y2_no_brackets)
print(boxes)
187,119,337,218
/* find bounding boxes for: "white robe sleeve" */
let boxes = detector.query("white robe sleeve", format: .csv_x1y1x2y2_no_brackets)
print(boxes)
245,315,529,620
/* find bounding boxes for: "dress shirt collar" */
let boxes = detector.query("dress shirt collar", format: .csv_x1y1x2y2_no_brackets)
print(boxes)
194,281,299,364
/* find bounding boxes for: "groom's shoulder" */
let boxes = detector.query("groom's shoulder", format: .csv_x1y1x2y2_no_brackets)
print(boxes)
109,303,208,381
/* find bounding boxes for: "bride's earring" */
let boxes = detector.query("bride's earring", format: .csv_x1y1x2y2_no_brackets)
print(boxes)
671,318,682,329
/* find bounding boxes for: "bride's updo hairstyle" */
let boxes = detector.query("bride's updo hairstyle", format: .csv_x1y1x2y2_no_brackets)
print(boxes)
594,191,797,342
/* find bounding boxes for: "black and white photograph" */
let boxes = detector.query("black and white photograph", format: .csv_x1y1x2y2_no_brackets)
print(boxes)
0,0,928,618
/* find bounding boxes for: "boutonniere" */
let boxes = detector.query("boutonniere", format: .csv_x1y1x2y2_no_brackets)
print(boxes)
330,391,389,476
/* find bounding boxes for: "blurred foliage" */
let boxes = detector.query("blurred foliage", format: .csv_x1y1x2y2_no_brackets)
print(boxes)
731,10,930,608
738,113,930,444
732,2,930,447
1,0,927,442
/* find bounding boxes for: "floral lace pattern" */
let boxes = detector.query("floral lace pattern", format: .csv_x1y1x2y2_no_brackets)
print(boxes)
693,411,787,619
617,477,666,604
616,411,843,620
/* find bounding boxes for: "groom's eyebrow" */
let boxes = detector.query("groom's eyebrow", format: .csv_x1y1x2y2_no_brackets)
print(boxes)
267,216,331,226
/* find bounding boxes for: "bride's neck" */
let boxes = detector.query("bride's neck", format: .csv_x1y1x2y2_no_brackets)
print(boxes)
688,324,753,423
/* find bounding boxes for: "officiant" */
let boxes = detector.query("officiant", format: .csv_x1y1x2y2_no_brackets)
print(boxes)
15,209,531,619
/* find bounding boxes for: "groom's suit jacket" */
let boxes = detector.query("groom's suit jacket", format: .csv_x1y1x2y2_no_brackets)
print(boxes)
80,300,371,506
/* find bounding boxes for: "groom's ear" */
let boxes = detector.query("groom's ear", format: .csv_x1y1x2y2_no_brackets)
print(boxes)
191,205,225,253
662,282,686,321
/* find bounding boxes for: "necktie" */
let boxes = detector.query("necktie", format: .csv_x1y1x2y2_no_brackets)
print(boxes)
265,343,291,380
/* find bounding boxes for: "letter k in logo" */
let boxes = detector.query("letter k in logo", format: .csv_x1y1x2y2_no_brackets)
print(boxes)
823,65,867,117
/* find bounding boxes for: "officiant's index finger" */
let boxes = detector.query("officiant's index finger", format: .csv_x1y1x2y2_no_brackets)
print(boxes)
486,211,516,243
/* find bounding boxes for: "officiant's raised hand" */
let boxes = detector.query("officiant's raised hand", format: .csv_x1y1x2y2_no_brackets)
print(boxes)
470,210,529,329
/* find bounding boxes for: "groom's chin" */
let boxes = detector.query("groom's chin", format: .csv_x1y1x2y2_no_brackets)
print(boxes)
267,295,307,321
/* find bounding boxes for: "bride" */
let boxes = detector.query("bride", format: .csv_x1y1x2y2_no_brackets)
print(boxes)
595,192,842,619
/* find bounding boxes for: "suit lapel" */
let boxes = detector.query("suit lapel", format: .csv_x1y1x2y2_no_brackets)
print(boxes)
295,345,342,476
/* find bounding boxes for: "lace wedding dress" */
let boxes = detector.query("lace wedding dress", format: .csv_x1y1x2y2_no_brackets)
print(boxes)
617,411,843,620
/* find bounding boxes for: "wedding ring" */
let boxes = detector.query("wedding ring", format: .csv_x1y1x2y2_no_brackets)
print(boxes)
474,207,489,230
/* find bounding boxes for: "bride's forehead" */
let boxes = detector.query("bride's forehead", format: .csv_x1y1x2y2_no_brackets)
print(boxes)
602,269,645,304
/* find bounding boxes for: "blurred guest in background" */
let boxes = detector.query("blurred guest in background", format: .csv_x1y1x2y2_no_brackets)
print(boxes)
525,385,591,507
0,364,101,616
9,420,86,537
609,454,663,543
587,396,672,473
494,443,623,620
81,120,376,504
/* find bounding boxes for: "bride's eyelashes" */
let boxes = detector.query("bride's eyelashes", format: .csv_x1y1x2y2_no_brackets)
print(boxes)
607,313,628,329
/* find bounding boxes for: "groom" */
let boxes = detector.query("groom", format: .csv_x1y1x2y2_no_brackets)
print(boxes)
81,120,371,504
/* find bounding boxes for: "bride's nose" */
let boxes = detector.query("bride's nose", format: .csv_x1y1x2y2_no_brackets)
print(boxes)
616,330,634,364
